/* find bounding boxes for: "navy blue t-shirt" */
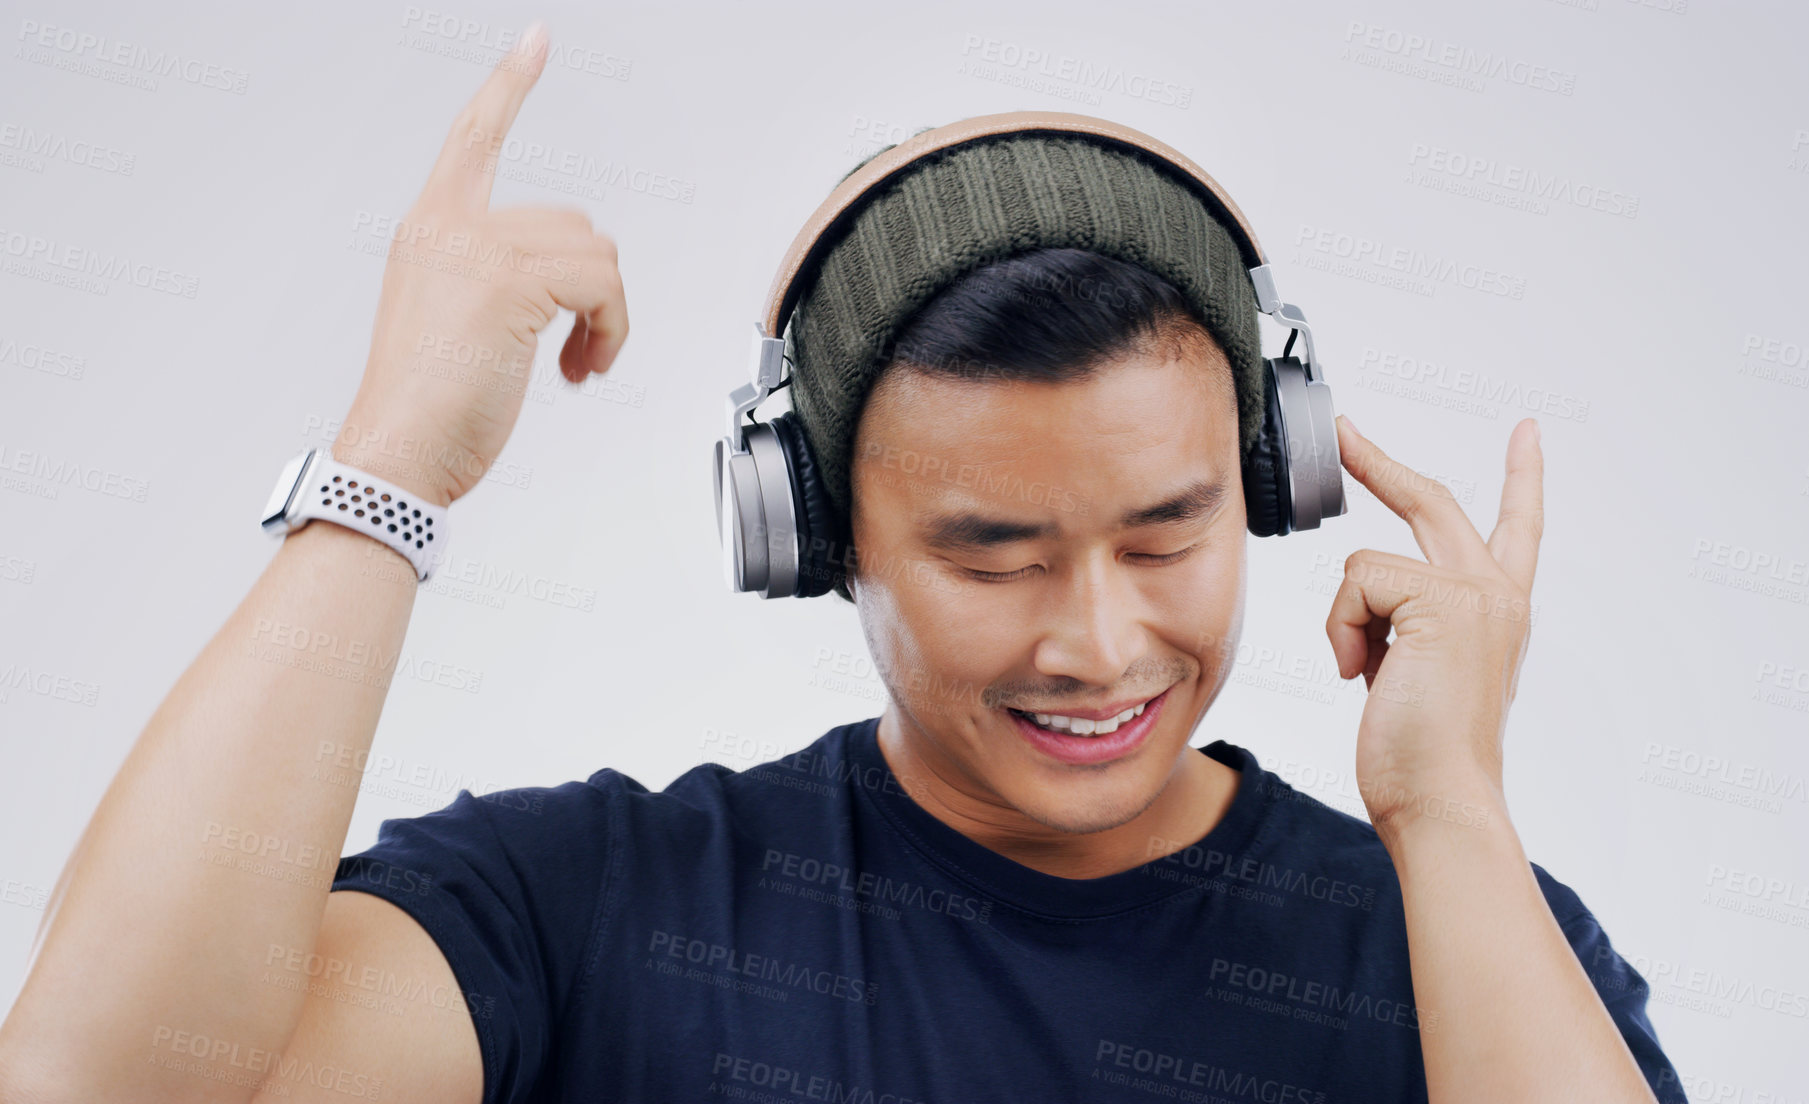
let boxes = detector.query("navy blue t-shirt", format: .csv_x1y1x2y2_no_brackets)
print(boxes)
331,716,1684,1103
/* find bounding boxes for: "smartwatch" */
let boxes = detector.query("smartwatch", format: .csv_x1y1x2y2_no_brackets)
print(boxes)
261,448,448,581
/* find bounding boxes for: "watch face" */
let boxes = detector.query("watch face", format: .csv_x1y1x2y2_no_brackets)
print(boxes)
260,450,315,534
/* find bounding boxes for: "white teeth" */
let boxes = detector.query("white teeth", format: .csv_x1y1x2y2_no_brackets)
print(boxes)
1025,699,1149,736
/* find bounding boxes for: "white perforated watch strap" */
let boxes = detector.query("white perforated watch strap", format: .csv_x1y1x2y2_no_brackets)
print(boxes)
291,451,448,581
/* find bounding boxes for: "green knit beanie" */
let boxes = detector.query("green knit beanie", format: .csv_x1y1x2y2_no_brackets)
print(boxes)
783,127,1266,599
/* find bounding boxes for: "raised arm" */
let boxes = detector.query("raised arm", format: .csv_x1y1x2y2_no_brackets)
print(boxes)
1327,415,1662,1102
0,22,627,1102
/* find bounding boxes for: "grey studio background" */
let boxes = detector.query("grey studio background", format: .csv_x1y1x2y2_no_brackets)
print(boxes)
2,0,1806,1093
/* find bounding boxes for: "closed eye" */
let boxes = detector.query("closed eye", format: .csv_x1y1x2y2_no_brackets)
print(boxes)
962,542,1202,584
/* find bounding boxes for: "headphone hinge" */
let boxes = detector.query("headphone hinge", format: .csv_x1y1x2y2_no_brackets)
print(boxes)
1250,265,1322,385
726,329,789,449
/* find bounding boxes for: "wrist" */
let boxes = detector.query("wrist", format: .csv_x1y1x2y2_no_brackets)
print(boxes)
1366,775,1509,854
288,505,420,583
1380,797,1528,897
295,442,451,582
328,423,454,509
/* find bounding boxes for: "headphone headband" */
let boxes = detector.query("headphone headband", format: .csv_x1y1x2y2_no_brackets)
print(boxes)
716,110,1345,599
760,110,1270,341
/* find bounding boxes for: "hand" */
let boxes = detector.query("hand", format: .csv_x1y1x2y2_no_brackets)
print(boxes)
1326,415,1544,840
333,20,629,507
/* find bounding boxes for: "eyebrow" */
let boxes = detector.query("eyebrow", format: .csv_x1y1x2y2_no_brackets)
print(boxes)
921,476,1229,551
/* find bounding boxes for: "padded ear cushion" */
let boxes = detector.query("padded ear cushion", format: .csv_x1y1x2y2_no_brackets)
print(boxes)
769,412,847,598
1243,360,1292,538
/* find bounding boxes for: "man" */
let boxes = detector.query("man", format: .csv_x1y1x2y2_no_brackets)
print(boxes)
0,24,1681,1104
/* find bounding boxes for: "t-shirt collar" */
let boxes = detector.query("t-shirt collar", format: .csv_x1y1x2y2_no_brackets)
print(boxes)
845,715,1275,920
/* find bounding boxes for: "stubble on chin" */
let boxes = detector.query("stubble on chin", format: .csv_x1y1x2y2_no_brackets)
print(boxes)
1012,775,1168,837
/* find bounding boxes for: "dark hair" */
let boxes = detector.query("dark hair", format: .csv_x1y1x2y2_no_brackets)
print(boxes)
884,246,1222,385
832,246,1228,603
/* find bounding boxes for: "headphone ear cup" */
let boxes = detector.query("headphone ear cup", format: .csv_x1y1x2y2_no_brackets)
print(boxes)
1243,359,1293,538
769,412,847,598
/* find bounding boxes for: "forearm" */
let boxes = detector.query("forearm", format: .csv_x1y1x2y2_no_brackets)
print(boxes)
1381,804,1656,1104
0,516,420,1102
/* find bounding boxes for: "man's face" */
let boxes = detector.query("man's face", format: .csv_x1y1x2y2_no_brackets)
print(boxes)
847,333,1247,835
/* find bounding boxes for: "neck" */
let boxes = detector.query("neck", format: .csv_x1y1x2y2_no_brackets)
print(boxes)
875,707,1240,880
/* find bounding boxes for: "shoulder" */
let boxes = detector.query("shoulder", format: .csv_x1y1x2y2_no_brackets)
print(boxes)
1227,748,1603,918
1218,745,1621,938
1184,743,1406,927
1526,861,1595,928
1523,860,1631,985
414,717,869,829
1214,743,1396,866
550,719,873,840
1219,742,1527,864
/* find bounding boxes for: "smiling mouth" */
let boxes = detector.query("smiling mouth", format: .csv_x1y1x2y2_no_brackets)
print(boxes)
1006,699,1153,737
1001,687,1173,766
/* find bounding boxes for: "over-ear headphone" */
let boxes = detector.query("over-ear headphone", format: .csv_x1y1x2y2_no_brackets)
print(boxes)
713,111,1346,600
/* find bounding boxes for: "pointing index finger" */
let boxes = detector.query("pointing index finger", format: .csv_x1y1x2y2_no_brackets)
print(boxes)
424,19,549,211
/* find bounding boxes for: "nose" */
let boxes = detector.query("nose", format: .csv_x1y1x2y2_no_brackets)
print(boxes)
1030,549,1144,688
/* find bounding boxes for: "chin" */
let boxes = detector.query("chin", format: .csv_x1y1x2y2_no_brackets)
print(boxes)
1007,777,1163,837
